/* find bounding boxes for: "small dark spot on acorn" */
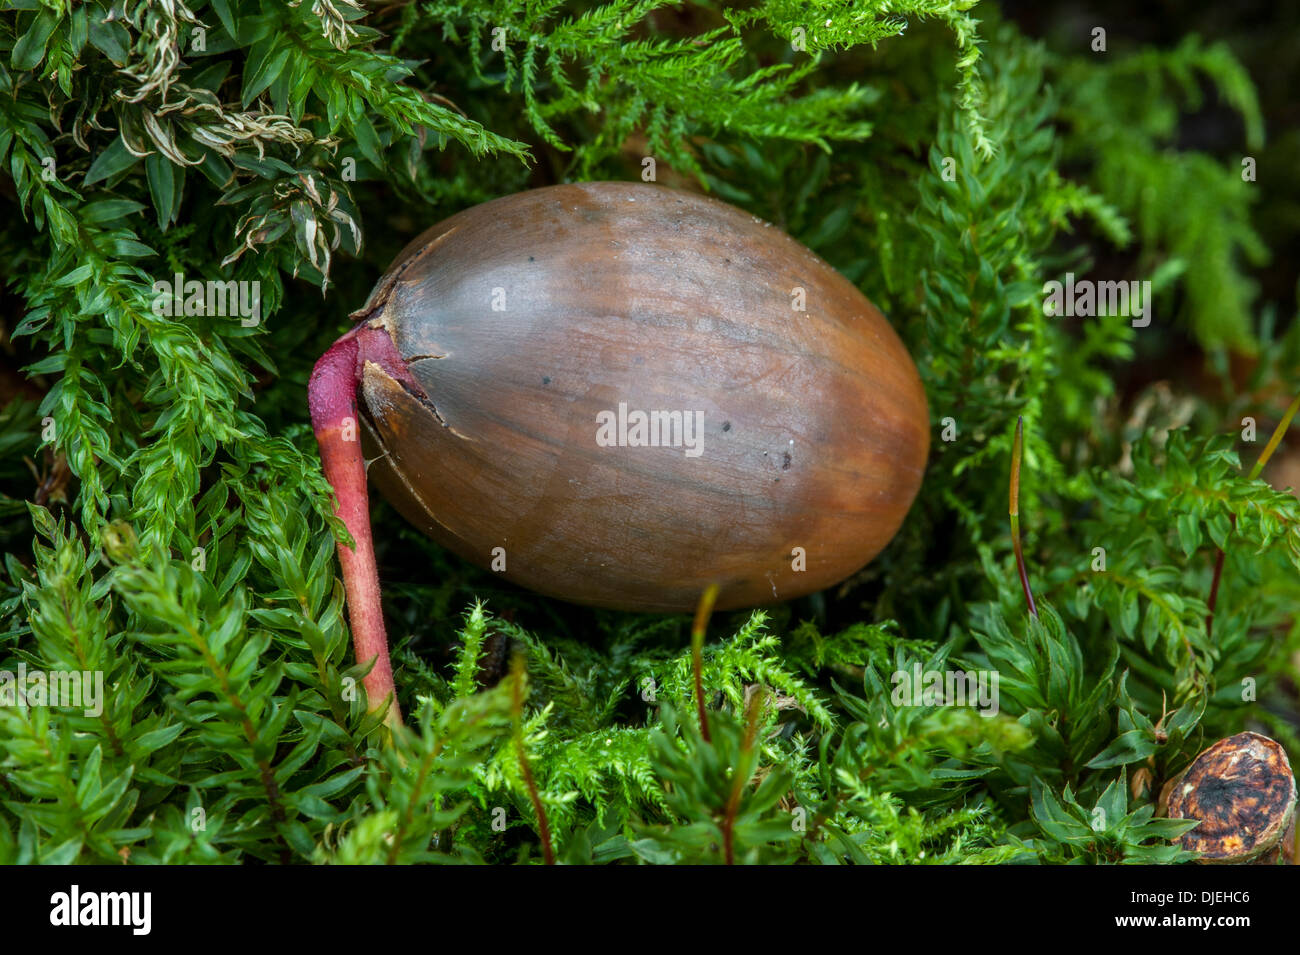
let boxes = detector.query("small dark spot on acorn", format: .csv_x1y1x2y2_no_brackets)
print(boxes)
782,451,791,470
528,255,535,262
542,376,551,385
722,421,731,432
724,257,731,264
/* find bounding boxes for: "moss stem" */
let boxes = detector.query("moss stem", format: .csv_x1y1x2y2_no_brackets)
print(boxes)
510,655,554,865
691,583,720,743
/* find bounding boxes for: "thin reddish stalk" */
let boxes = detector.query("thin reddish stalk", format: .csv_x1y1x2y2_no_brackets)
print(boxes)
309,326,402,730
721,687,764,866
1204,525,1232,641
511,655,554,865
691,583,720,743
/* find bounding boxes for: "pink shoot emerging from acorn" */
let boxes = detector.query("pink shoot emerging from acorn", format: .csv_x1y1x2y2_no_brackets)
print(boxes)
308,321,424,731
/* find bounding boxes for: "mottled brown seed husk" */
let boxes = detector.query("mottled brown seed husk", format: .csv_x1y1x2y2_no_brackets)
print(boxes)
1167,731,1297,864
355,181,929,612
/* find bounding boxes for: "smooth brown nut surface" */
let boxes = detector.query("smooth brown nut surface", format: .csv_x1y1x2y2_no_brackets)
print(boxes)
354,181,929,612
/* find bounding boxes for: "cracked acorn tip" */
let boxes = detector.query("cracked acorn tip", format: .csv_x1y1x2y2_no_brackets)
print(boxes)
1165,731,1296,864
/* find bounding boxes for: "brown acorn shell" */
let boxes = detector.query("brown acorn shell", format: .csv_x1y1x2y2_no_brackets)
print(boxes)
1166,731,1297,863
355,181,929,613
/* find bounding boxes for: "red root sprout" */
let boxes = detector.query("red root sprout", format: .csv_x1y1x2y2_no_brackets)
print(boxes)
308,321,426,730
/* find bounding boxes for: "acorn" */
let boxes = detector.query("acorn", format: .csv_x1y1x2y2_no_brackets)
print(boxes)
1164,731,1297,864
309,182,930,725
